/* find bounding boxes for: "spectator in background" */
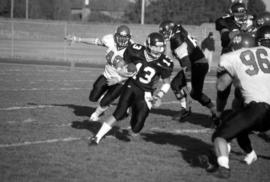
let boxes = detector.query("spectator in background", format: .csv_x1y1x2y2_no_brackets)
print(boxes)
201,32,215,72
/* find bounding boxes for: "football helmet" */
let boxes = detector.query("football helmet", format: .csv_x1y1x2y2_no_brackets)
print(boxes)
146,32,165,59
159,20,175,40
255,25,270,48
114,25,131,49
171,24,188,38
230,2,247,25
256,12,270,27
230,32,256,50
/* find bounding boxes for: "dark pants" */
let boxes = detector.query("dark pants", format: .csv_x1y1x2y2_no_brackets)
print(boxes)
89,75,123,107
213,102,270,153
113,79,150,133
190,62,212,107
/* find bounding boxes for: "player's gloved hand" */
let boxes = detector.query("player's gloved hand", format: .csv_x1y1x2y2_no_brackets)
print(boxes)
117,65,137,78
151,95,162,108
107,76,120,86
64,34,81,45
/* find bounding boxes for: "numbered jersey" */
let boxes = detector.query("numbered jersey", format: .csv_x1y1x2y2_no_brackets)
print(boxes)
219,46,270,105
101,34,130,82
170,32,204,63
124,43,174,92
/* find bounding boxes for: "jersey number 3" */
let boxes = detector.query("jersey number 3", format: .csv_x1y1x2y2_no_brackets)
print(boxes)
240,48,270,76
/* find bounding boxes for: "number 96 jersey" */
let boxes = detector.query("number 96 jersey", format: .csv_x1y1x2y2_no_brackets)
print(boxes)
124,43,174,92
219,46,270,105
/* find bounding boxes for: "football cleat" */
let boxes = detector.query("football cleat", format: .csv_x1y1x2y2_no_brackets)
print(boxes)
199,155,218,173
199,150,218,173
89,112,100,122
214,166,231,179
244,150,257,165
172,107,191,122
88,136,99,146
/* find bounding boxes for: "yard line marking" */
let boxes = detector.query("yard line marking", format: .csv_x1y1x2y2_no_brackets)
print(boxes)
0,101,179,111
0,127,211,148
0,87,88,91
0,79,215,84
0,137,81,148
0,103,98,111
0,105,55,111
150,127,212,134
162,101,180,104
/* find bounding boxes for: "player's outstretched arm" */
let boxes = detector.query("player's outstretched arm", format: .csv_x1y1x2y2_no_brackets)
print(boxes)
64,34,105,47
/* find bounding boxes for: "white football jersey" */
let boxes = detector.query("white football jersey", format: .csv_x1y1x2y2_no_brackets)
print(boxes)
101,34,128,82
219,46,270,105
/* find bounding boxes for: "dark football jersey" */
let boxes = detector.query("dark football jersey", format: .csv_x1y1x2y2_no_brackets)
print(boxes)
215,15,241,32
216,14,256,53
124,43,174,92
170,32,205,63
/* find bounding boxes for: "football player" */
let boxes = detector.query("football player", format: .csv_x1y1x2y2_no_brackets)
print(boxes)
208,26,270,179
88,32,174,145
159,20,192,121
65,25,134,121
215,2,255,120
215,2,255,54
167,23,217,123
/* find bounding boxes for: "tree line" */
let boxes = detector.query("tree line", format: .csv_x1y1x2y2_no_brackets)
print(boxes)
0,0,267,25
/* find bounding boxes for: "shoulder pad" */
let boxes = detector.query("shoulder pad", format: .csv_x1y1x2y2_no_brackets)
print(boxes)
101,34,114,47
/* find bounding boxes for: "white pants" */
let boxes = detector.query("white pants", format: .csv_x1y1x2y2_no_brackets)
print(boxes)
203,49,213,72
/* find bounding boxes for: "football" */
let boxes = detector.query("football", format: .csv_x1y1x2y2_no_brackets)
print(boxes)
126,63,137,73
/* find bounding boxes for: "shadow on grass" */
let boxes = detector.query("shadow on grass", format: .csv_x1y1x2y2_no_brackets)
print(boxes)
52,103,96,117
70,120,131,142
28,102,96,117
141,131,213,169
150,108,213,128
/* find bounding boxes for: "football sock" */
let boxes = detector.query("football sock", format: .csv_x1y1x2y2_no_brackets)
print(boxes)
96,122,112,143
179,97,187,109
95,105,108,116
217,156,229,169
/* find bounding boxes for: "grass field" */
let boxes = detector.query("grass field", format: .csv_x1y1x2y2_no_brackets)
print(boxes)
0,62,270,182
